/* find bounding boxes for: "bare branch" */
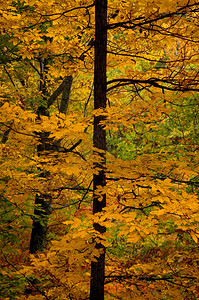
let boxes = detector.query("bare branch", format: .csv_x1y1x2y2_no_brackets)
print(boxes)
47,76,73,108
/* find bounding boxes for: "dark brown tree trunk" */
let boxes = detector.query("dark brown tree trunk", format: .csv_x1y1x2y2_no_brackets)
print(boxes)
90,0,107,299
29,194,52,254
29,61,73,254
30,57,50,254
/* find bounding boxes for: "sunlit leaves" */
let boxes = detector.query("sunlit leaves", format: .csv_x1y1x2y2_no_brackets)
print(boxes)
0,0,199,299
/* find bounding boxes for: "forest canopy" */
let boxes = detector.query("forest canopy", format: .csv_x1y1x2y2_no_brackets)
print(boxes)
0,0,199,299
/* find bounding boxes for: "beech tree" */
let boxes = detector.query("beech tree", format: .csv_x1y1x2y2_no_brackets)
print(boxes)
0,0,199,299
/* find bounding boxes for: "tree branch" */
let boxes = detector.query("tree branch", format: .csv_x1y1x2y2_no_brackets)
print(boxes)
107,77,199,92
47,76,73,108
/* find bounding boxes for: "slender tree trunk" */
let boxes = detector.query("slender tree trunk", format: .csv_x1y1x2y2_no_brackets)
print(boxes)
90,0,107,299
29,194,52,254
29,121,54,254
30,57,50,254
29,63,73,254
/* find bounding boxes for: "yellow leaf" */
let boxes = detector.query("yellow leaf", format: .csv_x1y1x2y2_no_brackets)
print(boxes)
190,231,198,243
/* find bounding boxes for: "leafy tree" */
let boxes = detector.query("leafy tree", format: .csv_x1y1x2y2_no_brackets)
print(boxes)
0,0,199,299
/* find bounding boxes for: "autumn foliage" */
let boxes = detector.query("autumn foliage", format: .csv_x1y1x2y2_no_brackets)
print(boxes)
0,0,199,299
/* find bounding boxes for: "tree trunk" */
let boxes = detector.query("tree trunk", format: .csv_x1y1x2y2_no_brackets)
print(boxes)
90,0,107,299
29,194,52,254
29,66,73,254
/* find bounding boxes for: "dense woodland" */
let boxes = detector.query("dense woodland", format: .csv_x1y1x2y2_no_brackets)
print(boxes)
0,0,199,299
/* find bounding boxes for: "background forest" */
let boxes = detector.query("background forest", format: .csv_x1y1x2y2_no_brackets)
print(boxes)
0,0,199,299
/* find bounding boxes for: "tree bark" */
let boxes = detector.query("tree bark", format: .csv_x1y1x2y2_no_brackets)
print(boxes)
29,63,73,254
90,0,107,299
